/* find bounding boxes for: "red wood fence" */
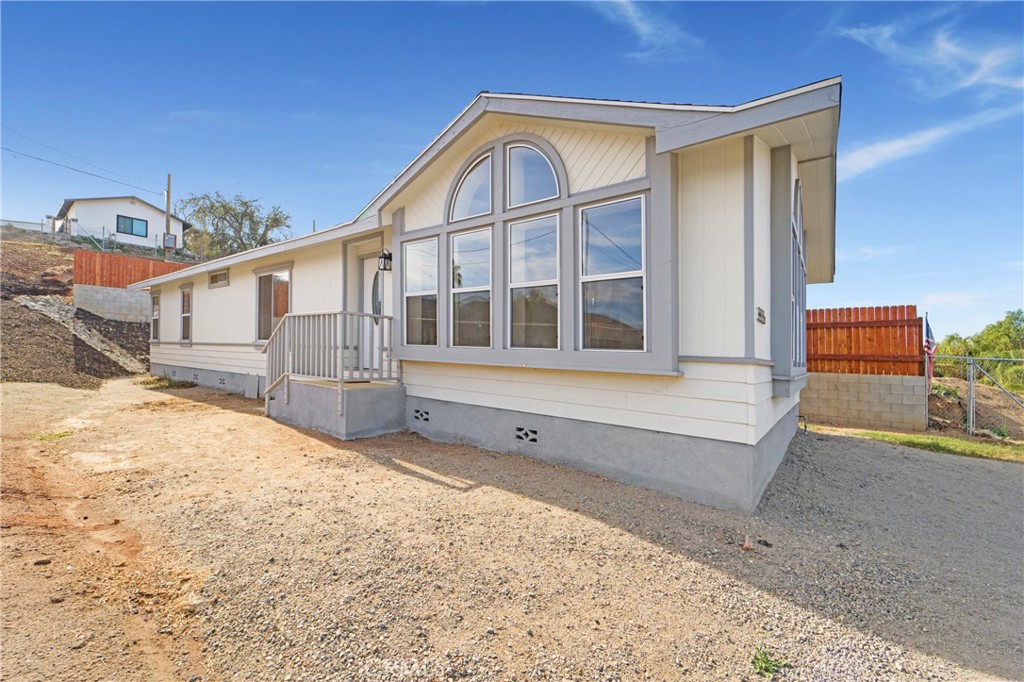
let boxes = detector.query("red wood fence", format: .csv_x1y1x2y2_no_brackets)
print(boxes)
806,305,924,376
73,250,190,289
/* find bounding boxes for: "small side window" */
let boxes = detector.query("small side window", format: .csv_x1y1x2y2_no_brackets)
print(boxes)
151,294,160,341
180,288,192,342
209,269,229,288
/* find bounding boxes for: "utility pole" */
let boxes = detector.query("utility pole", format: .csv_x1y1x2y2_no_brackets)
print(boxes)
165,173,172,257
312,218,317,233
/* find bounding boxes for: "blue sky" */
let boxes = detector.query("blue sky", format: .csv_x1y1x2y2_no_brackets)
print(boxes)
2,1,1021,338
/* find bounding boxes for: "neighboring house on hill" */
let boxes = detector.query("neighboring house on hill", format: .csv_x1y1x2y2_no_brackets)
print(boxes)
129,77,842,512
54,196,191,250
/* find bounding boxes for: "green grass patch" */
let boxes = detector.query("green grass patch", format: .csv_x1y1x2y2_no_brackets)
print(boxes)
38,431,74,441
752,646,789,678
139,376,197,389
854,430,1023,464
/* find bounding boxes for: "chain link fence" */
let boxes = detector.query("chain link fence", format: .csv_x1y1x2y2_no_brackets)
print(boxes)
931,355,1024,436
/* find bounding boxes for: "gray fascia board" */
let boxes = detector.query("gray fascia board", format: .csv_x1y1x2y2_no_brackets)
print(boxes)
128,214,378,290
654,82,842,154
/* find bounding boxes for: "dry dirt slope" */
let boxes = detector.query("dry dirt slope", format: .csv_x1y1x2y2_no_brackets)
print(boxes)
0,234,149,389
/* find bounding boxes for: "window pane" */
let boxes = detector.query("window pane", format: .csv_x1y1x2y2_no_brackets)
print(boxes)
510,215,557,284
152,296,160,317
582,198,643,276
404,240,437,294
406,295,437,345
117,216,131,234
508,146,557,207
453,291,490,347
511,285,557,349
132,218,147,237
258,274,273,340
182,315,191,341
181,290,191,315
451,229,490,289
272,273,289,331
451,155,491,221
582,278,644,350
151,318,159,341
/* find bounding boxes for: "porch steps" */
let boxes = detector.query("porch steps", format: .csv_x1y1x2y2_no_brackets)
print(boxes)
265,377,405,440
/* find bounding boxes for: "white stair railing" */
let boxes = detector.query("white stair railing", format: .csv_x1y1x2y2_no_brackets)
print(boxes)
262,311,398,413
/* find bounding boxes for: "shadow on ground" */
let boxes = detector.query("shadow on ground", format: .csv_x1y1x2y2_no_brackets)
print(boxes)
168,386,1024,679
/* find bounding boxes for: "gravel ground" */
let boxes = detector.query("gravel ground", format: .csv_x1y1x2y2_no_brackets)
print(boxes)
2,379,1021,681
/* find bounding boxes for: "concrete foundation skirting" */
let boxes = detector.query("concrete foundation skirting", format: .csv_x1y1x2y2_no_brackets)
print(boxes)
407,396,798,513
266,379,406,440
151,363,263,399
801,372,927,431
74,284,151,323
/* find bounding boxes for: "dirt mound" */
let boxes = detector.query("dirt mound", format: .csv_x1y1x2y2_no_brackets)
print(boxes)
1,236,149,388
929,377,1024,440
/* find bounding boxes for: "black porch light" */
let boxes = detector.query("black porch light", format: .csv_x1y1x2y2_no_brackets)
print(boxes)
377,248,392,272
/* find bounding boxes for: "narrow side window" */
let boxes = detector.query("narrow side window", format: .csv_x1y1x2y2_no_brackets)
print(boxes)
180,288,192,342
257,270,290,341
150,294,160,341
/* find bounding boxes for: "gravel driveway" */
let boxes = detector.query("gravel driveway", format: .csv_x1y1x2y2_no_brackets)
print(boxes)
2,379,1021,681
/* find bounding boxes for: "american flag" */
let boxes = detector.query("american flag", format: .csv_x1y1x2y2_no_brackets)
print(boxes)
924,316,937,383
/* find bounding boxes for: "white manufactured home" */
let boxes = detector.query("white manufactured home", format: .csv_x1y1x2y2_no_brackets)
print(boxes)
131,78,841,512
54,196,190,250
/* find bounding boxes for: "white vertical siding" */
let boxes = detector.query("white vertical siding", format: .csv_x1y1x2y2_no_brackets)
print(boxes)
753,136,772,361
402,121,647,231
677,137,746,358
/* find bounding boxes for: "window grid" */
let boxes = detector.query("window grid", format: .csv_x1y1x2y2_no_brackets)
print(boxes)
180,289,192,342
508,213,559,350
116,214,148,238
506,143,559,210
578,195,647,352
403,237,439,346
450,228,492,348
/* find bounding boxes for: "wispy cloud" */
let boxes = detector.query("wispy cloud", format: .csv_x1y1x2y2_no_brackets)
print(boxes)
836,245,914,262
838,105,1020,181
841,10,1023,99
592,1,702,63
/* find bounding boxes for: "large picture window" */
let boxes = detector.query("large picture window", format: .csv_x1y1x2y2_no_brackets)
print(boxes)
404,238,438,345
116,214,148,238
257,270,290,341
580,196,645,351
451,228,491,347
509,214,558,348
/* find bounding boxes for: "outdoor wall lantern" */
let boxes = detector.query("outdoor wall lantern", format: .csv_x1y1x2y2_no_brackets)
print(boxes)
378,249,392,272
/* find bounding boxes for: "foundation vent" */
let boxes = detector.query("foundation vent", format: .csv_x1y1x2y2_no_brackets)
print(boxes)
218,377,226,386
193,373,200,382
413,409,430,423
170,370,177,377
515,427,538,443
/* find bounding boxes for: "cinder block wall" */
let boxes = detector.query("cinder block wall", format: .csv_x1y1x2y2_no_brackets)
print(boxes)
801,372,927,432
73,283,151,323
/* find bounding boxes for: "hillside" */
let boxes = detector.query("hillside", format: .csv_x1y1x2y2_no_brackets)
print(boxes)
0,231,150,389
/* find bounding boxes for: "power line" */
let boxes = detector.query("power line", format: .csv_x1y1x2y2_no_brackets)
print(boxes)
1,146,162,196
1,123,151,184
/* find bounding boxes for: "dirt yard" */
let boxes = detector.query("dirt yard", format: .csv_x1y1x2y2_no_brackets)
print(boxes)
2,379,1021,681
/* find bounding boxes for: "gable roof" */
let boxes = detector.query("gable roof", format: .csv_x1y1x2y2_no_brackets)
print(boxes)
130,78,840,289
56,195,193,230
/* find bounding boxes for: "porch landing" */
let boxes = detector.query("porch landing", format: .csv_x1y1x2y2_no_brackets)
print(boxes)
265,377,405,441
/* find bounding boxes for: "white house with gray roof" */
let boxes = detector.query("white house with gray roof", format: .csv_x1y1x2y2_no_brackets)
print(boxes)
130,77,842,512
54,195,190,249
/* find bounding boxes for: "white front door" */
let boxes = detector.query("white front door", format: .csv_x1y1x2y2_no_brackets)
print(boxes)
361,258,382,369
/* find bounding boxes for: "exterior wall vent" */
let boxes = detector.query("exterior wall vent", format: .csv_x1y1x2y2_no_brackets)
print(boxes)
413,409,430,423
193,373,200,382
515,427,538,443
218,377,226,386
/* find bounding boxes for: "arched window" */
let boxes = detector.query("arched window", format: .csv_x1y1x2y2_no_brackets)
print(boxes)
506,144,558,208
450,154,492,222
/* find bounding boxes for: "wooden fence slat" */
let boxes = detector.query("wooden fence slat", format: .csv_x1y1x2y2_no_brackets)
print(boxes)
805,305,924,376
73,250,189,288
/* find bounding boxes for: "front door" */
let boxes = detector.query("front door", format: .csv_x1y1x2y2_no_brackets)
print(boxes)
361,258,383,370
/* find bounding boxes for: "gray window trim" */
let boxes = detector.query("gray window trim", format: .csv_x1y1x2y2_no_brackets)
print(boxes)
578,194,647,352
150,291,161,343
254,265,293,343
447,153,493,224
179,283,193,346
403,236,440,347
393,133,679,375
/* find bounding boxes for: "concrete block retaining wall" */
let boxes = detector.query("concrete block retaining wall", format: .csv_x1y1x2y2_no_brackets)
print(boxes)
74,283,151,323
801,372,927,432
